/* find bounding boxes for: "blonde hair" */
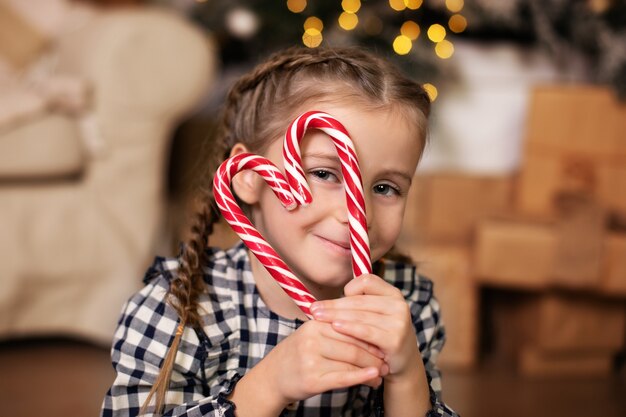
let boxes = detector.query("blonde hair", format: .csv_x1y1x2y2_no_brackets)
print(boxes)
142,46,431,415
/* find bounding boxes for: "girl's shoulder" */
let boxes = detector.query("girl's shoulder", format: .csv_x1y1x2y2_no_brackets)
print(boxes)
141,242,249,287
134,244,250,320
117,243,249,348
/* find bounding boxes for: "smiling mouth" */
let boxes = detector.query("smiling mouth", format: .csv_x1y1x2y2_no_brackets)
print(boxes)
315,235,352,256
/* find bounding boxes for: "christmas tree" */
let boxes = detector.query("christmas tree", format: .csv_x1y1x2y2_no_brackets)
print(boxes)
154,0,626,99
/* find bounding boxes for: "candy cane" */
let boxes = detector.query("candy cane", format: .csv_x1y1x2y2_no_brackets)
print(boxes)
213,112,371,318
213,153,316,316
283,111,372,277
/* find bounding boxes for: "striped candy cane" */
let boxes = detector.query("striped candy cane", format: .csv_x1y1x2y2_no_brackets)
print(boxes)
213,111,371,317
213,153,316,316
283,111,372,277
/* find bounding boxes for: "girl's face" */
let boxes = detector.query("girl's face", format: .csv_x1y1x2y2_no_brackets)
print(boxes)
246,102,423,300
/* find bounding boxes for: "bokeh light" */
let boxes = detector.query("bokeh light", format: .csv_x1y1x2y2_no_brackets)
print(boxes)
304,16,323,31
401,21,421,40
287,0,307,13
435,39,454,59
389,0,406,12
449,14,467,33
342,0,361,13
405,0,423,10
445,0,464,13
427,24,447,43
339,12,359,30
302,28,322,47
423,83,438,101
393,35,413,55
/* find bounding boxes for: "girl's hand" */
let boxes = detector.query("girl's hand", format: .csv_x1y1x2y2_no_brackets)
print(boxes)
258,319,388,406
310,274,422,383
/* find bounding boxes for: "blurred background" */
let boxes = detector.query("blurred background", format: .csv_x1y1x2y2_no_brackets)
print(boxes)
0,0,625,416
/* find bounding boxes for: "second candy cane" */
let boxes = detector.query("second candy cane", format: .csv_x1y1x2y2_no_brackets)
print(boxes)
213,111,371,317
283,110,372,277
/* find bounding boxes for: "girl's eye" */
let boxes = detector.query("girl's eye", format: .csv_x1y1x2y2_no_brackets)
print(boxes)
311,169,339,183
373,183,400,197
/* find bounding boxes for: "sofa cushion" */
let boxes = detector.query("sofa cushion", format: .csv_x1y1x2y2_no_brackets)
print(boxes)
0,113,85,179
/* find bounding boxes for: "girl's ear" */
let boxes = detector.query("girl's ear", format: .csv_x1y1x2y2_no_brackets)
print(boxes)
230,143,262,204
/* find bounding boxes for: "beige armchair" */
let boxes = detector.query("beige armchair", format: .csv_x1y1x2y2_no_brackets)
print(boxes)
0,5,216,343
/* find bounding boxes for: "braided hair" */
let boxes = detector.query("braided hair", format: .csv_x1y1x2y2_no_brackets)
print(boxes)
142,46,431,415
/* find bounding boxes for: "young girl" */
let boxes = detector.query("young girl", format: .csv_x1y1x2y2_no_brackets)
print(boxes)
101,46,459,417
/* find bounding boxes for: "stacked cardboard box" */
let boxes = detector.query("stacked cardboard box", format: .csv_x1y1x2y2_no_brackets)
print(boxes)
516,86,626,218
397,173,514,370
518,293,625,377
473,86,626,375
410,244,478,370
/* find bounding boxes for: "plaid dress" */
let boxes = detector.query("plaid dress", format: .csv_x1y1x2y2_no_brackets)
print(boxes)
101,243,459,417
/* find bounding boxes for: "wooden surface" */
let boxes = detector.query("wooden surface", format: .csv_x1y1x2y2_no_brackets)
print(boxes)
0,337,624,417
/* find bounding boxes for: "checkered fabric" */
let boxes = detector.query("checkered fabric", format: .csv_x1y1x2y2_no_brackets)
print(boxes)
101,242,459,417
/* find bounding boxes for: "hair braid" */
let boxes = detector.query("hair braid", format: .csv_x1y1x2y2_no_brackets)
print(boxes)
141,190,219,416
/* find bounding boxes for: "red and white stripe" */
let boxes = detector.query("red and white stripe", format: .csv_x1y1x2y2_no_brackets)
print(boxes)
283,111,372,277
213,153,315,316
213,112,372,317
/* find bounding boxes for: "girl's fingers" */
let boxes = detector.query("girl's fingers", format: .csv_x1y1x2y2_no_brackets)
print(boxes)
318,336,386,370
318,321,385,359
312,294,407,316
319,366,381,392
314,309,387,331
330,319,392,349
343,273,402,297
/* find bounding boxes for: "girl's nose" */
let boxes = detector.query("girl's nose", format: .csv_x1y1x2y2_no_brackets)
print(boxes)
331,193,350,225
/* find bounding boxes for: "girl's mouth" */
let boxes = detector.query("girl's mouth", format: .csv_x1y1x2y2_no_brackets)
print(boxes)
315,235,352,256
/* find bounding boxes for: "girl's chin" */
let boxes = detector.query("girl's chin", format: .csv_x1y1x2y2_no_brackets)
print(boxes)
300,275,351,300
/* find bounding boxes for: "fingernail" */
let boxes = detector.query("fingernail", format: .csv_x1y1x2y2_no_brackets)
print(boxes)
380,363,390,376
332,320,344,329
312,308,326,319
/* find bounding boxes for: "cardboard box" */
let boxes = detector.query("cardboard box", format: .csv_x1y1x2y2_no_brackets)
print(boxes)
523,86,623,156
600,233,626,296
475,218,556,289
598,162,626,216
551,195,606,289
409,245,478,370
525,292,626,353
399,174,514,246
516,86,626,217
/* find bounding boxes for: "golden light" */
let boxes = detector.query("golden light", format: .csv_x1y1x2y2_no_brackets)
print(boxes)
405,0,423,10
342,0,361,13
392,35,412,55
448,14,467,33
423,83,438,101
304,16,323,31
287,0,307,13
427,24,446,43
302,28,323,48
338,12,359,30
401,21,420,40
445,0,464,13
435,39,454,59
389,0,406,12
